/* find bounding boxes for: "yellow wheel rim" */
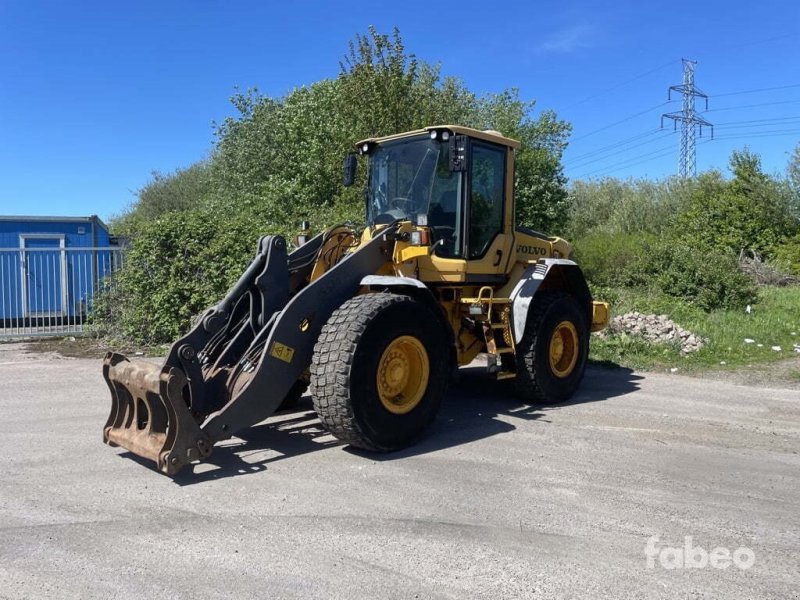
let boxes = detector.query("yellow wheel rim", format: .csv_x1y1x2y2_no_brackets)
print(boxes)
548,321,579,378
376,335,429,415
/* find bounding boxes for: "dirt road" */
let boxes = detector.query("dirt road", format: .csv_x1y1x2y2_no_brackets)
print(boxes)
0,342,798,599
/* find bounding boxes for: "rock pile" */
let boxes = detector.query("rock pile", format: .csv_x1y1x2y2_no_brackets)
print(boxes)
598,311,707,354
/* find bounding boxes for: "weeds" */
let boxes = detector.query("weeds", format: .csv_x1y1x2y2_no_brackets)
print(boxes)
590,286,800,372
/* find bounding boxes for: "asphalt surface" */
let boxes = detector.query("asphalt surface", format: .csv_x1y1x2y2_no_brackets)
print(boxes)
0,342,798,600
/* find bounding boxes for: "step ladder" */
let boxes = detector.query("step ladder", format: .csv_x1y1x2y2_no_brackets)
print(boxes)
459,286,517,380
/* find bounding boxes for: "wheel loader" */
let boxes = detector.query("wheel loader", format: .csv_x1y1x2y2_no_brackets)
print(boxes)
102,125,610,475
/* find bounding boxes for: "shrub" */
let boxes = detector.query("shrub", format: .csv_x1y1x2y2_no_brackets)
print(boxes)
102,28,573,343
773,233,800,276
641,240,758,311
104,207,281,344
566,177,692,240
674,154,797,258
572,232,655,287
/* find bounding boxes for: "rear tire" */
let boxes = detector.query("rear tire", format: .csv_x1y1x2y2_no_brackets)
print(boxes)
310,293,449,451
513,292,589,404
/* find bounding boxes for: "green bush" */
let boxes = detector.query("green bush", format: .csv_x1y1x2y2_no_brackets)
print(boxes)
637,240,759,311
101,27,574,343
572,232,654,287
566,177,692,240
567,150,796,314
673,154,797,257
773,232,800,275
103,207,277,343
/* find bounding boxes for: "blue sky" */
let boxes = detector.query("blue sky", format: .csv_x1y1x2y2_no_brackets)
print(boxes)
0,0,798,220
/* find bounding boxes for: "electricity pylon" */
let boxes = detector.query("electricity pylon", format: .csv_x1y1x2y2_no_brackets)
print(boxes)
661,59,713,178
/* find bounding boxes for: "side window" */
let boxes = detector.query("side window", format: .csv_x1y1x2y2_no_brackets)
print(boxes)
428,144,463,257
468,142,506,259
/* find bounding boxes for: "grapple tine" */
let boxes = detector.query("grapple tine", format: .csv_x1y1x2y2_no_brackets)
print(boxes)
102,352,212,475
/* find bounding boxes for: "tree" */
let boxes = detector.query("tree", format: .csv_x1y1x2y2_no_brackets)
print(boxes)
673,149,796,256
112,162,213,233
105,27,573,342
474,91,571,234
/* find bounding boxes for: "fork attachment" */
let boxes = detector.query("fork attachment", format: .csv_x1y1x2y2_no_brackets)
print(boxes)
103,353,212,475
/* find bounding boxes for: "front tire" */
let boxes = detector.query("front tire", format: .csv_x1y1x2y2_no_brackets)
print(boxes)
310,293,449,451
513,292,589,404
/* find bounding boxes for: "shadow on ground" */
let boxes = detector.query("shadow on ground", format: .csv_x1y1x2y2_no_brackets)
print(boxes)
121,364,642,485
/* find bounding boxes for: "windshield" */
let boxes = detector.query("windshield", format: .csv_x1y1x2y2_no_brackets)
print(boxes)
366,136,460,228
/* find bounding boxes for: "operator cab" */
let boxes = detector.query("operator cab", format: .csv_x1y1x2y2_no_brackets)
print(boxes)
347,126,519,263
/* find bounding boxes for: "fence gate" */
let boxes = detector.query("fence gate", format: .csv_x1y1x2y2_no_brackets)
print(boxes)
0,246,124,338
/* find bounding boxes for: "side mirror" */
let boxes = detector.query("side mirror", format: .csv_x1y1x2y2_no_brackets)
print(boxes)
343,153,357,187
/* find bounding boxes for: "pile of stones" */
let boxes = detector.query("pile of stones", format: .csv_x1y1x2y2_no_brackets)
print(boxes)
597,311,707,354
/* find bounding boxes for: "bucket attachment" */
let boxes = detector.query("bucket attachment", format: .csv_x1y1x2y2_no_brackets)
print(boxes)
100,227,396,475
102,352,212,475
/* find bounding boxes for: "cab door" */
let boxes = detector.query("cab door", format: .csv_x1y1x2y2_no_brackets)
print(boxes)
464,140,514,280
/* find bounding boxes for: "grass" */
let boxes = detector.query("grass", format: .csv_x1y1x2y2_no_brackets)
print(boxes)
590,285,800,373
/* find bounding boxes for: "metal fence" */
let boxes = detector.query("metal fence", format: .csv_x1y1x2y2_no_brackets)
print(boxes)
0,247,125,338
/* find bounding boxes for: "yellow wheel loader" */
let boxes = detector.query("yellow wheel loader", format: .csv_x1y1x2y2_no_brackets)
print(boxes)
103,125,610,475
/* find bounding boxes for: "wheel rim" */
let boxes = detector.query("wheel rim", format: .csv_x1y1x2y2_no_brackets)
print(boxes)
548,320,579,378
376,335,429,415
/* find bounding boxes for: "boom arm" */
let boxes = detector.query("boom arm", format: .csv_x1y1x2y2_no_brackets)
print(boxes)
103,224,397,474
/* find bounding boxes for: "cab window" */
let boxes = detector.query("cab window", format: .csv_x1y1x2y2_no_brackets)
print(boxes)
428,145,463,257
468,142,506,259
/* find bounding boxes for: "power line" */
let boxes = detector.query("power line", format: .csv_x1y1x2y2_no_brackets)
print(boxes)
715,119,800,131
570,101,673,143
565,128,663,163
573,147,677,179
564,59,680,109
569,122,800,180
720,31,799,51
706,99,800,112
569,127,800,181
569,113,800,167
714,115,800,127
574,128,800,180
566,130,672,169
600,148,678,177
572,142,677,178
714,83,800,97
711,129,800,141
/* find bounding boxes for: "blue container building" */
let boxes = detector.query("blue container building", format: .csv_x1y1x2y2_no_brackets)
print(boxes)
0,215,119,325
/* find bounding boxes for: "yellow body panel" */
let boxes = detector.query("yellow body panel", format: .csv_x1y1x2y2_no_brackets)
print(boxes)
358,125,521,150
345,125,607,369
591,301,610,332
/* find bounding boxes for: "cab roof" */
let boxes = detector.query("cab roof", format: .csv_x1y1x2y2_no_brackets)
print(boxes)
356,125,521,150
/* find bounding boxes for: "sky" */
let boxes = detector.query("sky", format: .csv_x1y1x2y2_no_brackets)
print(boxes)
0,0,798,221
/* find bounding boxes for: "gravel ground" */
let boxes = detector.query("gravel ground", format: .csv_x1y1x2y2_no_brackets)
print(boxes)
0,342,798,599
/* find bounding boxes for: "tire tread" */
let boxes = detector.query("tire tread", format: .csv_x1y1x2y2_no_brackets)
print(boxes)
310,293,411,450
513,292,587,403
